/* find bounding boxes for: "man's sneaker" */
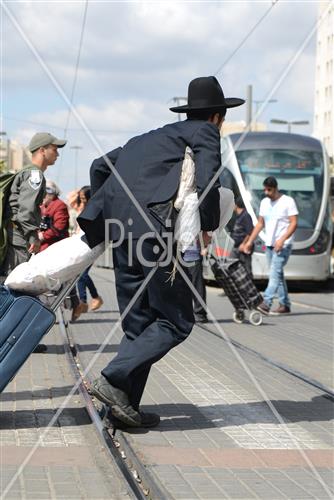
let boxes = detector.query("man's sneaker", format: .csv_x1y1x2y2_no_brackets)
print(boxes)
90,296,103,311
272,304,291,314
71,301,88,321
256,301,270,315
90,376,141,427
195,314,208,323
105,409,160,430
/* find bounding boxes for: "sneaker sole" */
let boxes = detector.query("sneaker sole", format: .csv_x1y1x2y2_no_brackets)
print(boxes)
90,385,141,428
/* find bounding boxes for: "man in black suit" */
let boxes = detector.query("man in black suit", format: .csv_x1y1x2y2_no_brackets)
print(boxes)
79,76,244,429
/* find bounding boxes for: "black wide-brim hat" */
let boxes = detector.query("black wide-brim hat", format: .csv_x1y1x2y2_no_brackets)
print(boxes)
170,76,245,113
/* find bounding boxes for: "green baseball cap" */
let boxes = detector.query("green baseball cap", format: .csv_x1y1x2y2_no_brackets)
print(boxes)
28,132,67,153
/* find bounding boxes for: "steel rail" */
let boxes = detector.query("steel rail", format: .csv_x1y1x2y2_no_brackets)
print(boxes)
195,322,334,400
56,307,169,500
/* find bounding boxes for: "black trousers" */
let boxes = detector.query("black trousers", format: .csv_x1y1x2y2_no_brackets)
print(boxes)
102,238,194,410
187,258,207,317
0,243,29,282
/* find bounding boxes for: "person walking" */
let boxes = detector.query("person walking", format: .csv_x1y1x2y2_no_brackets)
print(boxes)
78,76,245,428
36,179,70,352
72,185,103,320
1,133,66,278
39,180,69,251
230,196,254,277
244,176,298,314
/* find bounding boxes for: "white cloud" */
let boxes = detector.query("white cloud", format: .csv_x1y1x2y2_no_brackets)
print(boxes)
3,0,321,193
5,1,316,97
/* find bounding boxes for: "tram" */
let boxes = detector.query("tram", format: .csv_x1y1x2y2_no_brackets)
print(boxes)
204,132,333,282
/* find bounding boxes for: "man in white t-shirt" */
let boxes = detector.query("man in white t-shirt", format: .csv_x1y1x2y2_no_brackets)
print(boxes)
244,176,298,314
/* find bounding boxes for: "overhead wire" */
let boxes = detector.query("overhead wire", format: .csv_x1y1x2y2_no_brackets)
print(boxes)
56,0,89,185
4,115,140,135
63,0,89,137
214,0,279,77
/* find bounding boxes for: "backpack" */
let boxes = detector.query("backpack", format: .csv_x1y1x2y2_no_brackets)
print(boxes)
0,166,35,266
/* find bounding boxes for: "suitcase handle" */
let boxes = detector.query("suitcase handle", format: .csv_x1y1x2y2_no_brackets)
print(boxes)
49,276,81,311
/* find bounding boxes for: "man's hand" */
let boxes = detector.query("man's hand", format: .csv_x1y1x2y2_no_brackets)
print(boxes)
201,247,209,257
243,241,253,254
28,240,41,254
38,231,44,242
274,238,285,253
202,231,212,248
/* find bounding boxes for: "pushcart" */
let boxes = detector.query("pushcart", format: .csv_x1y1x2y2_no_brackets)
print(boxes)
210,256,263,326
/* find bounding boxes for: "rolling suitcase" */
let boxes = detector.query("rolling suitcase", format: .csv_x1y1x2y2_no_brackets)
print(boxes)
210,256,263,326
0,280,76,393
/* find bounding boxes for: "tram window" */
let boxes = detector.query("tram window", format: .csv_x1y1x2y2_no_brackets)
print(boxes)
236,149,324,230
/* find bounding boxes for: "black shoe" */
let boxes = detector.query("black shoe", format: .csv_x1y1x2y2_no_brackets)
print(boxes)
105,409,160,430
195,314,208,323
91,376,141,427
33,344,48,353
256,302,270,315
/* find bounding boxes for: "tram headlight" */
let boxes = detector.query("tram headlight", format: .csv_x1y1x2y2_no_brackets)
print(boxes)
254,238,266,253
292,228,331,255
254,228,331,255
308,228,331,254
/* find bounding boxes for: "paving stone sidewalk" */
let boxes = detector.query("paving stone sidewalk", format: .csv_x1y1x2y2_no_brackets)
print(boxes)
69,266,334,500
0,317,132,499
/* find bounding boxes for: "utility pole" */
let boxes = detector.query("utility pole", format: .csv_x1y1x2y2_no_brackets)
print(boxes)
270,119,309,134
246,85,253,130
171,97,187,122
70,145,83,189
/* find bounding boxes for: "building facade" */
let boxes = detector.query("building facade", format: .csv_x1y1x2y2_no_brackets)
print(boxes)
314,0,334,162
222,120,266,137
0,137,30,173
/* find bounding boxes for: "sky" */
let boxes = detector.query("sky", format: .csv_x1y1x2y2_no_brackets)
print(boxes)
2,0,321,195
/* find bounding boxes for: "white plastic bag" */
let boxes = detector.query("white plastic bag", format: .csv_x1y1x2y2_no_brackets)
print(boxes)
174,192,201,252
174,147,196,210
174,147,200,252
5,233,105,295
217,187,235,229
173,147,235,252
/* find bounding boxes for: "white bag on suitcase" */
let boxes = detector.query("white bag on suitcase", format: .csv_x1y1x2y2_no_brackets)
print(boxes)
5,233,105,295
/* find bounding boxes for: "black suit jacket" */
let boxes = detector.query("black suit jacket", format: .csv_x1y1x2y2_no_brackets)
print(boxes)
78,119,221,247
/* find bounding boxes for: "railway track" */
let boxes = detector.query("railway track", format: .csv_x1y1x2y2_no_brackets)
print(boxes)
56,307,168,500
56,272,333,500
196,321,334,400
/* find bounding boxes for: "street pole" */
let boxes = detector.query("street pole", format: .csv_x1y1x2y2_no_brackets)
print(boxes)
70,146,82,189
270,119,309,134
246,85,252,130
171,97,187,122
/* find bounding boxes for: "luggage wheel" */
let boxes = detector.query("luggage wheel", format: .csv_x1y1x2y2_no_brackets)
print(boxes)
249,310,263,326
233,310,245,324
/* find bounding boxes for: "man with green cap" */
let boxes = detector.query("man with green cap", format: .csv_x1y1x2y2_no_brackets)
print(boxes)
1,132,67,278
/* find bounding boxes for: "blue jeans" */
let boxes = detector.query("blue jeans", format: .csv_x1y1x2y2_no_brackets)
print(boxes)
77,266,98,303
263,245,292,308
